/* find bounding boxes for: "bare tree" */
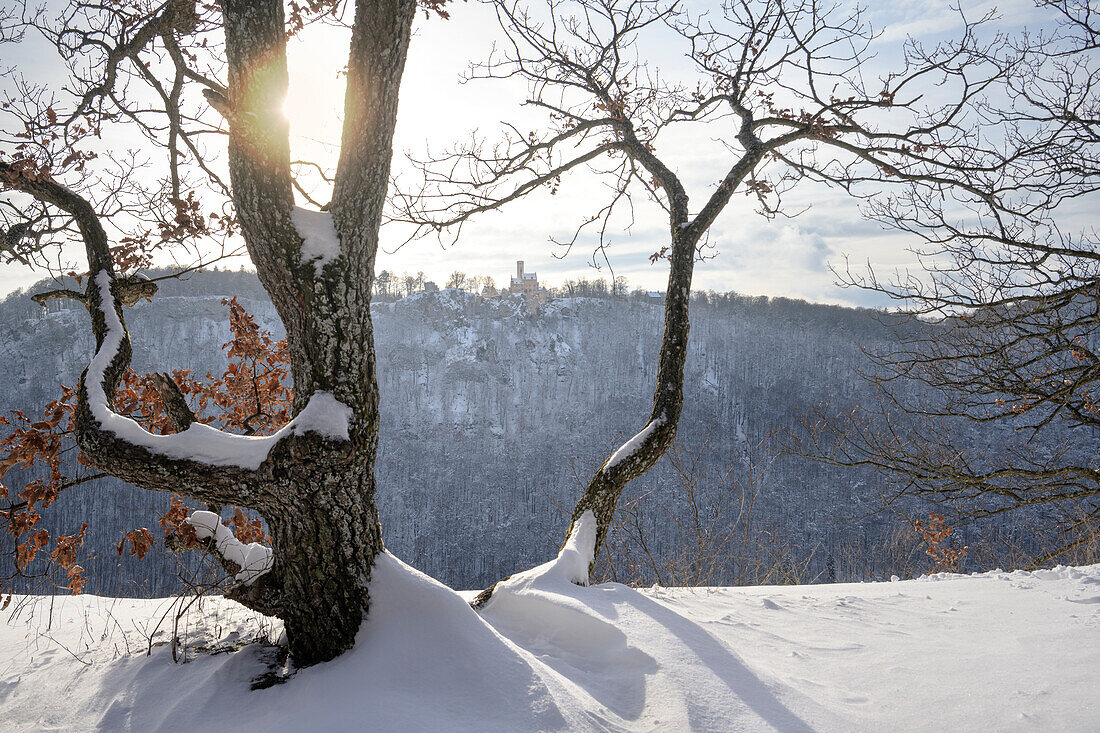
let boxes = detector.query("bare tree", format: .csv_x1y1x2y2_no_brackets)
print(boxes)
375,269,395,300
0,0,444,666
612,274,629,298
392,0,1016,601
790,0,1100,563
446,270,468,289
401,273,417,297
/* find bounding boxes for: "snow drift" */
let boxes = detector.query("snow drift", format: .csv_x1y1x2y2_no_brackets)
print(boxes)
2,560,1098,732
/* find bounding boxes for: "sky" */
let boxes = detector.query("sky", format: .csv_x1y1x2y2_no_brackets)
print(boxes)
0,0,1058,306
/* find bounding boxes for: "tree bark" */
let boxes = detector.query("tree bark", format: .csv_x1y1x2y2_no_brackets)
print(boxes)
257,450,383,665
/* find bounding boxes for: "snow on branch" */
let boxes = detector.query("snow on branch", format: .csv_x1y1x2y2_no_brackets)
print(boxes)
187,510,273,585
605,413,666,470
556,509,598,586
85,272,353,470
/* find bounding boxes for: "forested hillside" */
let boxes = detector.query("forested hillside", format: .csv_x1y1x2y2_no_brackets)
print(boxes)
0,270,1046,594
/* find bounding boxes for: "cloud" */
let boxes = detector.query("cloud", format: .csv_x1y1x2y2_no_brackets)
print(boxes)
870,0,1046,44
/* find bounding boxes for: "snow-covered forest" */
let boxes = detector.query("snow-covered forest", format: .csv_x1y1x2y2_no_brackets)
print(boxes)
1,269,1064,596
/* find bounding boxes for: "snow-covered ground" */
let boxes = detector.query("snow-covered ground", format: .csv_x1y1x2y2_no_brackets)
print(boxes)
2,560,1097,732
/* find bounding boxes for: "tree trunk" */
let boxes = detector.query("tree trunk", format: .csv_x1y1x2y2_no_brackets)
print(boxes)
217,0,414,665
261,459,383,666
471,220,698,609
566,220,695,571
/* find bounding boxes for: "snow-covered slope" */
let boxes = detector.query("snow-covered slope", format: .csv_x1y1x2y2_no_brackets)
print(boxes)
6,273,1087,596
2,561,1097,732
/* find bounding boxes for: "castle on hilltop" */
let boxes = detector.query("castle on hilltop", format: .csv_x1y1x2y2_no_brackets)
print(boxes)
482,260,547,312
510,260,539,295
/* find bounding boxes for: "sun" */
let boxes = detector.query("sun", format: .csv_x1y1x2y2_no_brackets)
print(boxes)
283,25,348,191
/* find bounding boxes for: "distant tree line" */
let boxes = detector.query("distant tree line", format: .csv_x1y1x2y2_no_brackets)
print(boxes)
371,268,867,310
